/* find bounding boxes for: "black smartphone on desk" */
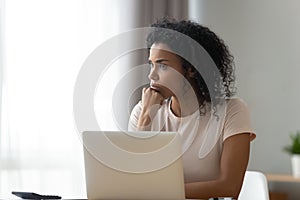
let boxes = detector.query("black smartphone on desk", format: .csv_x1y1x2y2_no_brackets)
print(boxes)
12,191,61,199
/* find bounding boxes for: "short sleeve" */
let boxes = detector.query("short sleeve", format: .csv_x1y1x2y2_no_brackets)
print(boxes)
223,98,256,141
128,101,142,131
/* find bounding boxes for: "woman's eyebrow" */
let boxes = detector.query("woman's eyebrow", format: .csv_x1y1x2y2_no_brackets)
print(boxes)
148,59,169,64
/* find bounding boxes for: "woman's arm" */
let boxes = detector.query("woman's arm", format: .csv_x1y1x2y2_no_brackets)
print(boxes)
185,133,251,199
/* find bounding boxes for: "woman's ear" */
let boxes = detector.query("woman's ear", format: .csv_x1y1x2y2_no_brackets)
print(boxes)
187,68,196,78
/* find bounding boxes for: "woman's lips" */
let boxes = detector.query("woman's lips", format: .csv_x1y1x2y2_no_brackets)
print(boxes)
150,84,160,91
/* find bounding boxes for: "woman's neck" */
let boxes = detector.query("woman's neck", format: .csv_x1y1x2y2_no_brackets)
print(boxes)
170,87,199,117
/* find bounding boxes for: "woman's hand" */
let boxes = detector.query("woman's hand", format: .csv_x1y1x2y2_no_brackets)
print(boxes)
141,87,164,109
137,87,164,130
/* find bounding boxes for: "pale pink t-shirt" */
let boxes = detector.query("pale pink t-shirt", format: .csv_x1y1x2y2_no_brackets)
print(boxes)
128,97,256,183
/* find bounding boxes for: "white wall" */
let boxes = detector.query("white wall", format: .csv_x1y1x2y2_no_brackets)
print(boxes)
189,0,300,173
189,0,300,198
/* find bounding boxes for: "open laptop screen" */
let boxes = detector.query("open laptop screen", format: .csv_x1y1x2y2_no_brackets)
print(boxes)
82,131,185,200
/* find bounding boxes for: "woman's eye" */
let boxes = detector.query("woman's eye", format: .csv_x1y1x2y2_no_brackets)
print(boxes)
158,63,168,70
148,62,168,70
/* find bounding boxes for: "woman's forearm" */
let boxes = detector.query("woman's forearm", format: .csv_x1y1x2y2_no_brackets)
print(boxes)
185,178,241,199
137,104,161,131
137,109,152,130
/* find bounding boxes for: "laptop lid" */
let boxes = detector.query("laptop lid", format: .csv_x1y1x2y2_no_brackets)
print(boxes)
82,131,185,200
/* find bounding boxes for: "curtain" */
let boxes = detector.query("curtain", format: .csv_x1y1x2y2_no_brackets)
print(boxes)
0,0,4,145
0,1,88,198
0,0,189,199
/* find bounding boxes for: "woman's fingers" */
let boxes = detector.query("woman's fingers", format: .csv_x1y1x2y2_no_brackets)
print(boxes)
141,87,164,108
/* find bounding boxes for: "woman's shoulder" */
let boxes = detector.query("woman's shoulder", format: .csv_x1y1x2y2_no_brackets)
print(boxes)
225,97,249,111
223,97,252,126
223,97,256,141
131,100,142,114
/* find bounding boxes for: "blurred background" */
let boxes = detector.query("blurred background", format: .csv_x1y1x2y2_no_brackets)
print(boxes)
0,0,300,199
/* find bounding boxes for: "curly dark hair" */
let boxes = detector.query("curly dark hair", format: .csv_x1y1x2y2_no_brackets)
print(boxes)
147,18,236,114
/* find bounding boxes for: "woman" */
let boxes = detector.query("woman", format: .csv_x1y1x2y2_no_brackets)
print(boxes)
128,18,256,199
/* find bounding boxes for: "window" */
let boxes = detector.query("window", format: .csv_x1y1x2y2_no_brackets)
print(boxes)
0,0,121,198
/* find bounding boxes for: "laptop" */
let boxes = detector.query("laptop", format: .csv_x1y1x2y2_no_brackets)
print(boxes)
82,131,185,200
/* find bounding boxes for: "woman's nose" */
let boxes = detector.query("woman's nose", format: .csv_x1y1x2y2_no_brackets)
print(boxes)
148,67,159,81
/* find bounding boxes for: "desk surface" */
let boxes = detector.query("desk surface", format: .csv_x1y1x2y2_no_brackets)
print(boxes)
266,174,300,183
1,198,209,200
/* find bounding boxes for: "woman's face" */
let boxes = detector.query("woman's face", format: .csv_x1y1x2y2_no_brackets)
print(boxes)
148,43,187,99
